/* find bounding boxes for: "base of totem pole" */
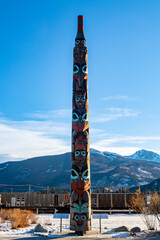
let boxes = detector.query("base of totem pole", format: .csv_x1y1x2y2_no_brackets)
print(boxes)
75,231,84,236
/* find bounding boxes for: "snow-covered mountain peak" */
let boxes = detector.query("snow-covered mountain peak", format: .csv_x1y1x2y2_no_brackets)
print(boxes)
125,149,160,163
103,151,121,157
90,148,105,156
90,148,121,158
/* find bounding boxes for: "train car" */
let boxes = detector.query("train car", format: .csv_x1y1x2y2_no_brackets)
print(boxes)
91,193,134,209
1,193,70,208
1,192,141,210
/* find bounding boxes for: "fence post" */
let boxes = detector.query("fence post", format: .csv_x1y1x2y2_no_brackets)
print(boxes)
110,193,113,208
99,215,101,233
124,193,127,208
110,208,112,215
97,193,99,208
60,217,62,233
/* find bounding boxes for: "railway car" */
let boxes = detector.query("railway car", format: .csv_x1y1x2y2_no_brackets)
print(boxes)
0,192,138,210
91,193,134,209
1,193,70,208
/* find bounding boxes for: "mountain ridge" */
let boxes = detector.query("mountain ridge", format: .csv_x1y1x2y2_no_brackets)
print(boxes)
0,149,160,191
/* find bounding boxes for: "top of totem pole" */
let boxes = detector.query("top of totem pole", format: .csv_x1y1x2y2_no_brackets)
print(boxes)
75,15,86,41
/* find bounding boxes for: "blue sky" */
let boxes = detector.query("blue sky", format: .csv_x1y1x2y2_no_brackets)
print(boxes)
1,0,160,162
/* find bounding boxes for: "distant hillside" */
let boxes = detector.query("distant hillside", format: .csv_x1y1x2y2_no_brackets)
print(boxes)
129,178,160,192
0,149,160,191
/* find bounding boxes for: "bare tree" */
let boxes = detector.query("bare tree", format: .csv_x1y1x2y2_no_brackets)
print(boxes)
130,189,158,230
150,192,160,226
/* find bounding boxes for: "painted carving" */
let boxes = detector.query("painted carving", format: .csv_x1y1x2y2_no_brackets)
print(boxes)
70,15,91,232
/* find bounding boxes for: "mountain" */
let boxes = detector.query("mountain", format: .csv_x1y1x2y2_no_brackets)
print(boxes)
0,149,160,192
125,149,160,163
129,178,160,193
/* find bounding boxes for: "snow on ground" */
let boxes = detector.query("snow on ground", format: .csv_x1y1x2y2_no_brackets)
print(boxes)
0,213,159,238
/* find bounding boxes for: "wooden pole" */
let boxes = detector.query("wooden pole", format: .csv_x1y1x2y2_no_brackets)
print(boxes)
99,215,101,233
60,217,62,233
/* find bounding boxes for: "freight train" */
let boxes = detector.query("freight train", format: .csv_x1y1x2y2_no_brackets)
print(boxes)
0,192,136,210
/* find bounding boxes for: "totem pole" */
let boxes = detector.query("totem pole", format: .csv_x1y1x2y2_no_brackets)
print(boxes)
70,15,91,233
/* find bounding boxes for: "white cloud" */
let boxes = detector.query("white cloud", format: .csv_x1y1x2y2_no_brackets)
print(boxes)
91,135,160,146
91,146,141,156
91,107,139,123
0,117,70,161
0,154,21,163
5,120,71,137
91,135,160,155
101,95,140,101
26,109,71,120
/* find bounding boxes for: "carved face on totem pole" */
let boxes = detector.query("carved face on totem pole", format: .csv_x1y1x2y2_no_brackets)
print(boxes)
71,163,90,229
72,109,88,133
73,64,88,90
74,91,86,109
71,164,90,196
70,15,91,232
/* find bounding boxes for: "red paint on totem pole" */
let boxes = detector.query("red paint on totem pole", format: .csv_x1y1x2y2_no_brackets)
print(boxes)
72,120,88,133
71,181,90,196
77,219,84,225
78,15,83,21
78,25,83,31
